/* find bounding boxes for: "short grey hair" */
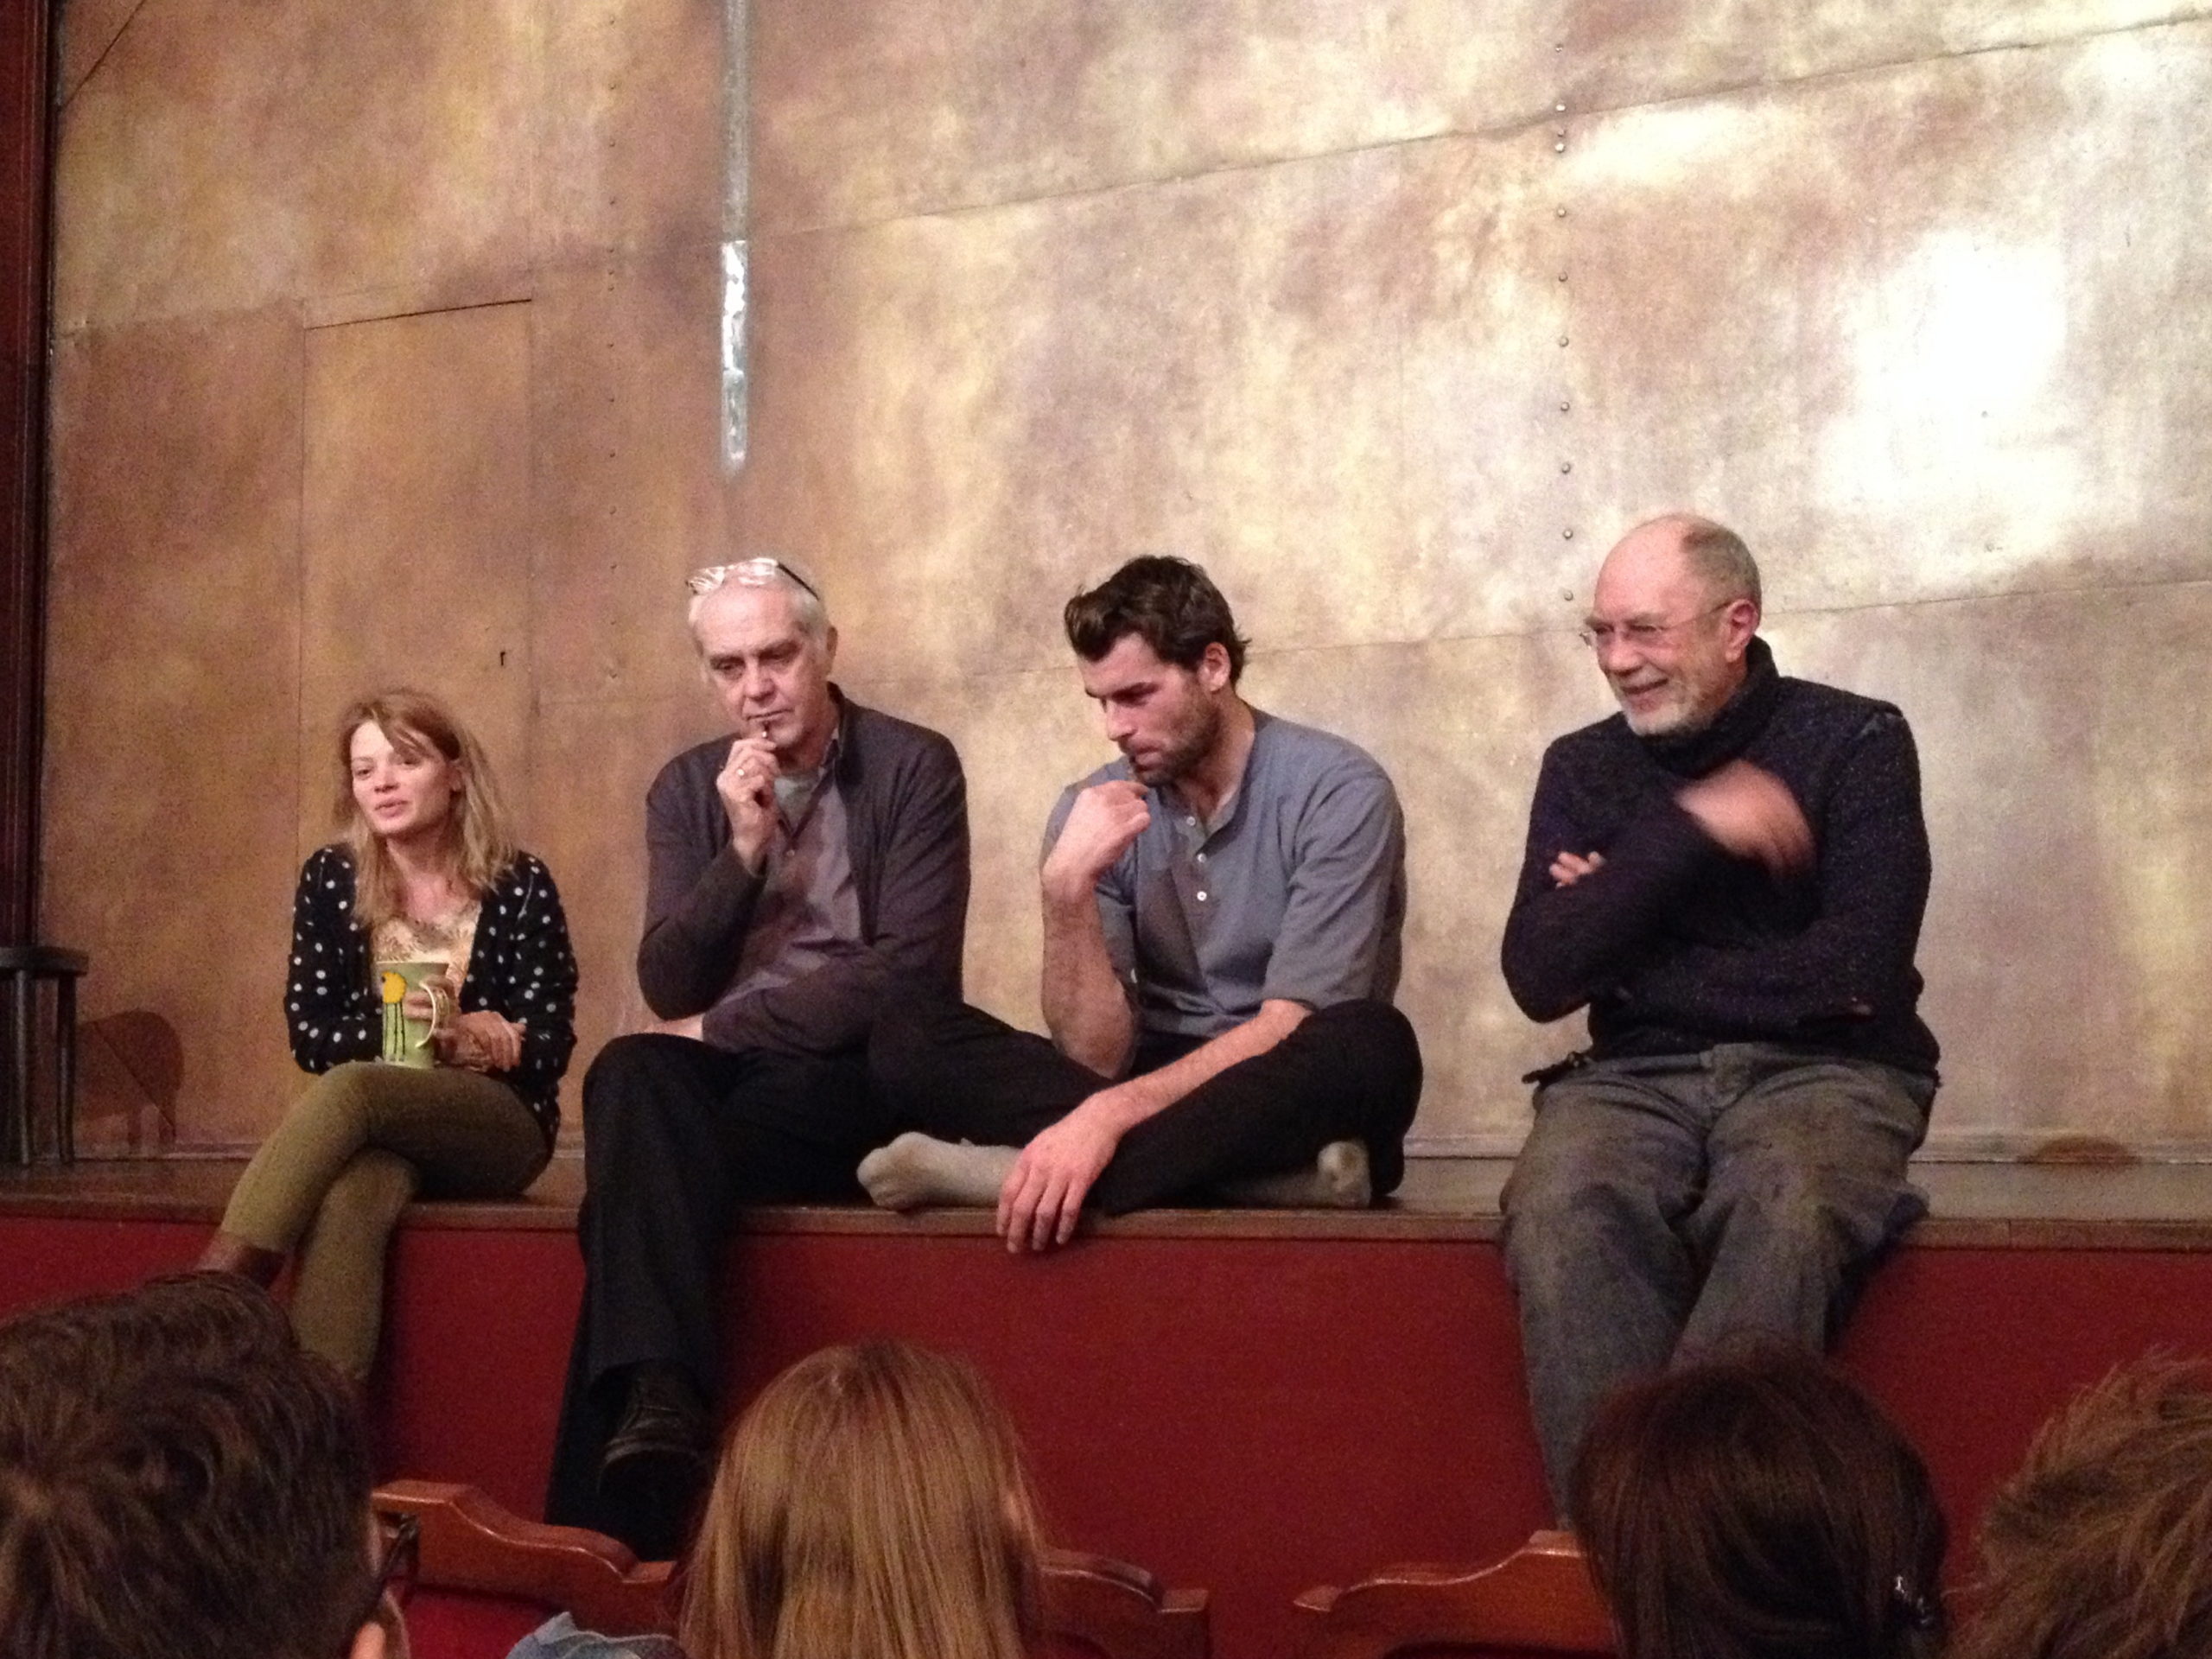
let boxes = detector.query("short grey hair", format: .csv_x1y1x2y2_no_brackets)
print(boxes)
1676,518,1762,609
685,556,832,647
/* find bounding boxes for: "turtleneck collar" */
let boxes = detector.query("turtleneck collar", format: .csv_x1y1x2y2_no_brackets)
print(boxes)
1637,636,1781,778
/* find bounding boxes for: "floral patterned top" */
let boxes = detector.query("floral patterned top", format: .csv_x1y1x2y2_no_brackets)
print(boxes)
285,844,579,1141
372,904,480,994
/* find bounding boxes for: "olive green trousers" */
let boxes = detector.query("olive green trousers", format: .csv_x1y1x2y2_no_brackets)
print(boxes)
221,1060,548,1378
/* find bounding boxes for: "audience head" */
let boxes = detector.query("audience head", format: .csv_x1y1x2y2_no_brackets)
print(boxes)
0,1274,396,1659
1064,555,1249,687
1570,1346,1946,1659
685,557,840,767
338,687,518,920
1954,1357,2212,1659
1586,514,1762,737
679,1340,1043,1659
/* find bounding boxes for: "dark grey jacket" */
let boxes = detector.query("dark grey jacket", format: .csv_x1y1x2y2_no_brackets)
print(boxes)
635,692,968,1055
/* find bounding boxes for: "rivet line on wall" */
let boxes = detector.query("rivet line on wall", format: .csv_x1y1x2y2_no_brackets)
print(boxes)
1552,90,1576,553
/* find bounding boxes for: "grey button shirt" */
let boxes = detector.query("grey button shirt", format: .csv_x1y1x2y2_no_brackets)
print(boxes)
1044,709,1406,1042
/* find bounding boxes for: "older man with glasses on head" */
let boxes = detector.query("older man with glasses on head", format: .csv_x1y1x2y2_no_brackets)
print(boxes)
545,556,969,1560
1499,513,1940,1520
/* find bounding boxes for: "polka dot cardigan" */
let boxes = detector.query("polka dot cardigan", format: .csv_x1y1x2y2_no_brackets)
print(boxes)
285,845,580,1142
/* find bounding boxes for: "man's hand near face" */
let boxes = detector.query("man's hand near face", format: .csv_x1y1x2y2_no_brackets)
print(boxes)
716,734,780,874
1040,780,1151,903
1039,780,1152,1078
1676,760,1814,878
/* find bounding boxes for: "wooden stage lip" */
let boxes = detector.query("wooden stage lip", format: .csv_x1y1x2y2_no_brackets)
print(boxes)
5,1154,2212,1251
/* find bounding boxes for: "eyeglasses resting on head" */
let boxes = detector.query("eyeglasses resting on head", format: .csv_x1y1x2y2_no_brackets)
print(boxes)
686,557,822,603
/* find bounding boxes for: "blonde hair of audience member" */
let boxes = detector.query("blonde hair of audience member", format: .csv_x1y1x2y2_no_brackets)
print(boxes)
678,1341,1043,1659
1570,1346,1947,1659
338,688,518,935
1955,1357,2212,1659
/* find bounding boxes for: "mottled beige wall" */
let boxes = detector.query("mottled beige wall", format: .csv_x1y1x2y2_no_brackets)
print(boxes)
41,0,2212,1157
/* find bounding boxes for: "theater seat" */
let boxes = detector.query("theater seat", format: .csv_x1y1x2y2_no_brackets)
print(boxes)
1291,1531,1614,1659
375,1479,676,1658
1040,1547,1211,1659
378,1481,1209,1659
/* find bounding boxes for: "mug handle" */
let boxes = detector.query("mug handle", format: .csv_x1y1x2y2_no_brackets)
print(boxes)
413,978,454,1052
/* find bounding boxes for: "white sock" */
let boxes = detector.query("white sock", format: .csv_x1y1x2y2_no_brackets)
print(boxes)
1216,1141,1372,1209
858,1132,1018,1211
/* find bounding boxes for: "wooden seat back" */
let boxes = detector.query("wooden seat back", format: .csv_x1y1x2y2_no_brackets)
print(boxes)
376,1478,676,1651
1041,1546,1211,1659
1291,1531,1614,1659
378,1481,1209,1659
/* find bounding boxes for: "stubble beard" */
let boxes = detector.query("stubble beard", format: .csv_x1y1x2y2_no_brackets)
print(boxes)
1128,694,1224,788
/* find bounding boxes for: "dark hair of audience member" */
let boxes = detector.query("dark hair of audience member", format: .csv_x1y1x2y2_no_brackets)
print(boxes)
678,1339,1043,1659
1063,555,1250,683
1570,1346,1947,1659
0,1273,381,1659
1953,1357,2212,1659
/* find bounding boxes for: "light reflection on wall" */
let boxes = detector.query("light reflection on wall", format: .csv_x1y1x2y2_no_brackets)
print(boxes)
1820,232,2080,582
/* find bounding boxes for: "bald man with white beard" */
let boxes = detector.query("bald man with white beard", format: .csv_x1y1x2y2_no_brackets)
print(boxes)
1499,515,1940,1516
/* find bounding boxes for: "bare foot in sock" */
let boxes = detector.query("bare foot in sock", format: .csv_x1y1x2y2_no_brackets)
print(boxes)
859,1133,1020,1211
1215,1140,1372,1209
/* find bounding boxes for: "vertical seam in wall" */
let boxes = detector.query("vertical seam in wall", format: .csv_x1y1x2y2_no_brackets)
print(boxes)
522,291,540,833
292,313,308,869
518,0,550,835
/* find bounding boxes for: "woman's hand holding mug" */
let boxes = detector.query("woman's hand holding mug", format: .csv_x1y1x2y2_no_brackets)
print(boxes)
435,1009,527,1072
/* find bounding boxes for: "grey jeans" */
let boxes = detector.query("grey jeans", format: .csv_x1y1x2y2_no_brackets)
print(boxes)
1499,1044,1935,1516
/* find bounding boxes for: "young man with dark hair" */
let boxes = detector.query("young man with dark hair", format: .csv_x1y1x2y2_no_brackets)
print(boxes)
863,555,1423,1251
0,1274,402,1659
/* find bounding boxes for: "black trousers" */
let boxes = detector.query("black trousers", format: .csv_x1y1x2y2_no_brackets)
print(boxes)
868,988,1425,1207
543,1033,891,1543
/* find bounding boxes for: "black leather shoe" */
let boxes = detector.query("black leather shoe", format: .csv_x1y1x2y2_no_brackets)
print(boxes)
600,1364,711,1486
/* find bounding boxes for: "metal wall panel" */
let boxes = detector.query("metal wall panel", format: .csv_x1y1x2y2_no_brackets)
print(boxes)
40,0,2211,1154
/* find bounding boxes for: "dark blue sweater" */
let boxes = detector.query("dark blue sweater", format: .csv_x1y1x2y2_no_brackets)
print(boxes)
1501,639,1940,1078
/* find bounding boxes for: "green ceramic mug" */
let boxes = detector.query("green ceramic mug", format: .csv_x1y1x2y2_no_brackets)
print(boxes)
376,959,453,1068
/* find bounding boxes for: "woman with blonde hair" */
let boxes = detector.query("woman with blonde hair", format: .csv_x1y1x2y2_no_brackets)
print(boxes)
677,1340,1044,1659
196,690,577,1379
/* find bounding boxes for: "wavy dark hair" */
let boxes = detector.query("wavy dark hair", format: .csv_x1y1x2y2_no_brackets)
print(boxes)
0,1274,377,1659
1063,555,1249,683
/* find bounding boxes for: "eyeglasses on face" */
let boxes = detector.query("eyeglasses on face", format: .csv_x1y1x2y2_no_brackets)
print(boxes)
686,556,822,603
1576,599,1734,652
